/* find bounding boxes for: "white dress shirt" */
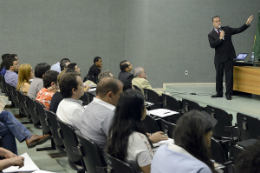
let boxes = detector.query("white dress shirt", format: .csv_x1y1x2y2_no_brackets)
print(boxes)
56,98,84,130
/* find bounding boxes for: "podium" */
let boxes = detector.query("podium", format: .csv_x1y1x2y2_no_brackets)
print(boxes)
233,66,260,95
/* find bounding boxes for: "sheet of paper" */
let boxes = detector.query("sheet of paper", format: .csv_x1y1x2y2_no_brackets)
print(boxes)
153,138,174,147
88,88,96,92
3,153,39,173
149,109,179,117
33,170,56,173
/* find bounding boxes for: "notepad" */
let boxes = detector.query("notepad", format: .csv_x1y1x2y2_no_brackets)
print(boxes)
153,138,174,147
3,153,39,173
149,109,179,118
0,98,6,114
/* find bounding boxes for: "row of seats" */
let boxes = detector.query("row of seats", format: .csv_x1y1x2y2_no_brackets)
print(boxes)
140,87,260,173
1,77,137,173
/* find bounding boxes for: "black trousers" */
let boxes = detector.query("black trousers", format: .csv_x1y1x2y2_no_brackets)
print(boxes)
215,59,233,95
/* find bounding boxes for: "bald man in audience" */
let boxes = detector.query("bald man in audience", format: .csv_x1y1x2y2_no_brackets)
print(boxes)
80,77,123,151
132,67,163,96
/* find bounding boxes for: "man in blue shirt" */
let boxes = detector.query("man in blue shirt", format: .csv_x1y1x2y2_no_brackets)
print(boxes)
4,55,19,87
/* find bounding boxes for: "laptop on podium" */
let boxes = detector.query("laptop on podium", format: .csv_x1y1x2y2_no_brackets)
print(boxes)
234,53,248,62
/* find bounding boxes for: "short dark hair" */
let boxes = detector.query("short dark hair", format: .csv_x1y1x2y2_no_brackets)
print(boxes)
35,63,51,78
4,55,17,70
96,77,121,97
59,72,80,98
2,54,10,61
174,110,215,172
94,56,101,63
1,54,10,70
65,68,76,73
119,60,129,72
60,58,70,63
67,63,77,70
43,70,59,88
60,60,69,71
235,140,260,173
212,15,220,22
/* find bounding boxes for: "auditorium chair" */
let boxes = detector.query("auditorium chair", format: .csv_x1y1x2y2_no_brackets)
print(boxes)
142,115,160,133
162,93,182,112
106,154,136,173
17,91,31,120
182,99,202,113
205,105,237,141
160,119,176,138
45,109,65,153
76,131,107,173
210,138,233,173
56,118,86,173
25,95,41,128
133,85,142,93
79,92,95,105
143,88,163,109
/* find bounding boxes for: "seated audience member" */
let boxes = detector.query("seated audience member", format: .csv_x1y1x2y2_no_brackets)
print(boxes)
107,89,154,173
80,77,123,150
235,140,260,173
4,55,19,87
51,58,70,73
60,59,70,71
0,111,50,154
56,72,85,130
0,147,24,170
118,60,133,91
49,70,66,113
0,54,10,76
16,64,34,95
132,67,163,95
28,63,51,99
86,56,102,84
67,63,81,74
36,70,59,110
151,110,217,173
83,70,113,88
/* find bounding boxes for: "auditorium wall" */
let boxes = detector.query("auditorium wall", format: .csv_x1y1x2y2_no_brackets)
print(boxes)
0,0,258,87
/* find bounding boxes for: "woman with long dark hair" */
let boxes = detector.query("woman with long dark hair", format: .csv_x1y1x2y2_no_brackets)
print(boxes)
107,89,154,173
151,110,217,173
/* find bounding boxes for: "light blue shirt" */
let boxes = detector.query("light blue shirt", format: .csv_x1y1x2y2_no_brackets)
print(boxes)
4,70,18,88
151,144,212,173
50,62,61,73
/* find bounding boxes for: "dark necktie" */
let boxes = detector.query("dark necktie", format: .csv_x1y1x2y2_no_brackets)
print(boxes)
218,29,220,35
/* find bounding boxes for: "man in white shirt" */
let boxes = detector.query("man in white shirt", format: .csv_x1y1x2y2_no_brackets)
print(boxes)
51,58,70,73
56,72,85,130
80,77,123,150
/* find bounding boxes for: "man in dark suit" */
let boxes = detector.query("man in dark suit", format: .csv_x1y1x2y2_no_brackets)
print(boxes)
208,15,253,100
87,56,102,84
118,60,133,91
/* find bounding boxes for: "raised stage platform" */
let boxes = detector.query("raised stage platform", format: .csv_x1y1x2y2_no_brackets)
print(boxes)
164,83,260,124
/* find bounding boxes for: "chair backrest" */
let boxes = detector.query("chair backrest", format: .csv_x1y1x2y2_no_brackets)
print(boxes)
34,100,51,134
142,115,160,133
182,99,201,113
162,93,180,112
206,105,232,139
10,86,19,107
143,89,162,109
44,110,64,149
106,154,136,173
210,138,228,164
76,131,107,173
56,118,82,164
6,84,18,107
160,119,176,138
237,113,260,141
24,95,40,126
133,85,142,92
17,91,31,119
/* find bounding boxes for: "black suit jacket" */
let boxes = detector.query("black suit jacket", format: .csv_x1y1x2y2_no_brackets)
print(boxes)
208,24,249,63
118,71,134,91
